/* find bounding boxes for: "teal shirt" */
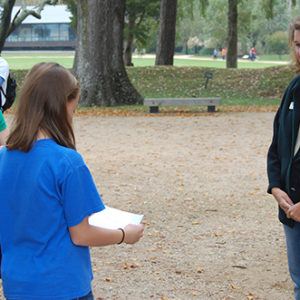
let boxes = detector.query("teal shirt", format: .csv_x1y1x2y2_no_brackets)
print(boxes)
0,110,6,131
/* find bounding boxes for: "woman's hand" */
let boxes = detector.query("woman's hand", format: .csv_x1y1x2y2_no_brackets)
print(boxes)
287,203,300,222
123,224,144,244
271,187,294,214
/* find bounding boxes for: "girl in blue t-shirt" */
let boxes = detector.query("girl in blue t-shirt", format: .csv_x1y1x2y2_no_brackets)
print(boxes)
0,62,144,300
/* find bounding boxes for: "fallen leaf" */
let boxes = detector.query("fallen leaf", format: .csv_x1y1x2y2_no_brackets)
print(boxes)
231,284,240,289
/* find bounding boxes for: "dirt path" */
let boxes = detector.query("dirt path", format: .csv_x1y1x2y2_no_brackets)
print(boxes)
0,112,294,300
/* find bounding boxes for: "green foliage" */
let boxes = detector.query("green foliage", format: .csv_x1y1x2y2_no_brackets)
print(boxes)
63,0,77,30
199,0,209,16
177,0,208,19
175,0,298,57
199,47,213,55
265,31,289,56
261,0,275,19
124,0,160,52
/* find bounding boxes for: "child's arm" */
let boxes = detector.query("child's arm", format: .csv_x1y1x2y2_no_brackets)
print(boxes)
68,216,144,246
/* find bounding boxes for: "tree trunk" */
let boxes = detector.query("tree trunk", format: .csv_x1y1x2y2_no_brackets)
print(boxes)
0,1,16,52
155,0,178,66
226,0,238,69
123,16,135,66
72,0,87,78
73,0,143,107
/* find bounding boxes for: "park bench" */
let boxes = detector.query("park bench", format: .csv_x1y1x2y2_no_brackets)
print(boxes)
144,71,221,113
144,97,221,113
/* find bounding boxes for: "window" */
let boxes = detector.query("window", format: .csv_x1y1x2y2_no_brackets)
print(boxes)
6,23,76,42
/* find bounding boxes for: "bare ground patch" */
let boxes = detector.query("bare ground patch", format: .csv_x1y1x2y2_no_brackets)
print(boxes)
0,112,293,300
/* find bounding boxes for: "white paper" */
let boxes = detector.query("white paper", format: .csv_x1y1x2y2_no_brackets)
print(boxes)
88,206,144,229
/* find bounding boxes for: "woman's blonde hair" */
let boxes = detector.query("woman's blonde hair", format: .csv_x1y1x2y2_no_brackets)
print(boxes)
6,62,80,152
289,16,300,72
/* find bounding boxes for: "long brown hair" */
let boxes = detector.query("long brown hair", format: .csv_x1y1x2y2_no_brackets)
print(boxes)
289,16,300,73
6,62,80,152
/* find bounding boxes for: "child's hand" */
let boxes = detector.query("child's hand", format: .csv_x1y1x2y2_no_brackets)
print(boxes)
124,224,144,244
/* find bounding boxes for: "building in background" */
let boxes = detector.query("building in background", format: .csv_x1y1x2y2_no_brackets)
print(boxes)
4,5,76,50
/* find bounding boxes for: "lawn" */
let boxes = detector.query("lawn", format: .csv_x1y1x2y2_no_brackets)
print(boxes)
132,57,285,68
2,51,75,70
126,65,294,106
3,51,295,108
2,51,287,70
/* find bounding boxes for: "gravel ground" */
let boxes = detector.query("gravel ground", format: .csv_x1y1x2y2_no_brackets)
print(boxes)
0,112,294,300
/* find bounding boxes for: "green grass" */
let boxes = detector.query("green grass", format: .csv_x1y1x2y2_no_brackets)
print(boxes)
2,51,74,57
126,64,296,106
2,55,74,70
132,57,281,68
221,97,281,106
4,51,296,108
1,51,287,70
258,54,290,61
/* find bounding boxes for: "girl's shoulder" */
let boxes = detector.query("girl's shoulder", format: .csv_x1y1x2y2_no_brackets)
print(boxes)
35,139,85,169
54,143,84,168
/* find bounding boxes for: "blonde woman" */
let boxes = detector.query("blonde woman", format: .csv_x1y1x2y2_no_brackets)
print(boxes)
268,16,300,300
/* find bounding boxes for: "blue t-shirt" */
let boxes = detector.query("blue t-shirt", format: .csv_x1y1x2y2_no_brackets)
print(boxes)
0,139,105,300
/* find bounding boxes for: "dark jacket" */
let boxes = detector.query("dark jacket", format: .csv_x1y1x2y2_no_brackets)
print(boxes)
267,74,300,227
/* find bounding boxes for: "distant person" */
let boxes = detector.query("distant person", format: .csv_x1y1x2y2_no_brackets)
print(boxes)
221,48,226,60
0,62,144,300
267,15,300,300
0,56,9,145
250,47,256,61
213,48,217,59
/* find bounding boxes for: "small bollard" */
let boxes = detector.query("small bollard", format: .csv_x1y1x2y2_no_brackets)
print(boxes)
204,72,213,89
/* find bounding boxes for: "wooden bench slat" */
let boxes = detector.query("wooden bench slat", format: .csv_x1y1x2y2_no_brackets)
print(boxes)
144,98,221,106
143,97,221,113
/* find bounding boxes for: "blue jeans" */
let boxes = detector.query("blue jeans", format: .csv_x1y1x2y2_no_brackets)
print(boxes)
71,290,94,300
7,290,94,300
284,223,300,300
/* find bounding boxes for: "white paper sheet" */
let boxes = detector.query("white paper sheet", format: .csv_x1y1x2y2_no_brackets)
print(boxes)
88,206,144,229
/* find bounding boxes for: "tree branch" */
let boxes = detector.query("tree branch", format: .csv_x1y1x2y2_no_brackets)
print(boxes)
8,0,59,36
